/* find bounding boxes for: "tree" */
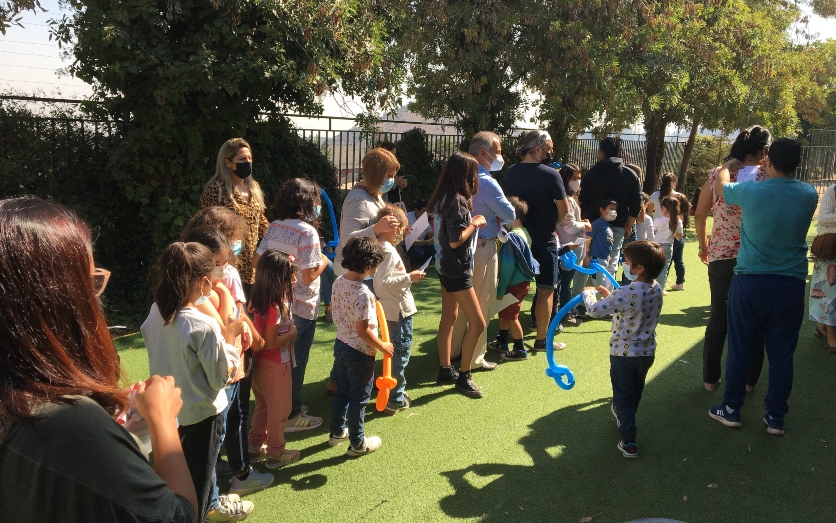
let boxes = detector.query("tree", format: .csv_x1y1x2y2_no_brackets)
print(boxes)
52,0,393,250
0,0,43,34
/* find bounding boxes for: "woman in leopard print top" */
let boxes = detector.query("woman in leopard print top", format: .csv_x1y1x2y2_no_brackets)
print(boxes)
199,138,268,285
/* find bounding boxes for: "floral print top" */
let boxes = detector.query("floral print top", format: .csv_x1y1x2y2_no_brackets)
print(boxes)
706,165,767,263
582,281,663,357
199,181,269,284
331,276,378,356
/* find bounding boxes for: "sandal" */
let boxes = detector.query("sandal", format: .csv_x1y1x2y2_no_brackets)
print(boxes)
814,326,827,340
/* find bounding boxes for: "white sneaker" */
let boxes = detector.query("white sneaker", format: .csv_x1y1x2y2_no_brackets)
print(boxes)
671,283,685,291
205,494,253,522
328,428,350,446
228,467,274,497
346,435,382,457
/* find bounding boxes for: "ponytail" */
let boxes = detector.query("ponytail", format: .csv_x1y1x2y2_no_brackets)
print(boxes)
154,242,214,325
661,197,680,234
726,125,772,162
516,130,551,160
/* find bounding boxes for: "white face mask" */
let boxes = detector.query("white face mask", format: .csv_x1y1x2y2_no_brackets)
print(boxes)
213,265,225,281
568,179,580,192
194,279,211,305
622,262,638,281
606,209,617,221
488,152,505,172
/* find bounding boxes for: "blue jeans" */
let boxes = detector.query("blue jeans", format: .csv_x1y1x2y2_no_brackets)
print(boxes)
604,226,625,290
670,237,685,285
724,274,805,418
657,243,674,289
209,381,240,509
610,355,655,442
389,314,413,405
290,316,317,418
329,340,375,449
320,259,336,306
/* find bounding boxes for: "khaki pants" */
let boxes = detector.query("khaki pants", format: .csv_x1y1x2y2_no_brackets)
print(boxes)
451,238,497,367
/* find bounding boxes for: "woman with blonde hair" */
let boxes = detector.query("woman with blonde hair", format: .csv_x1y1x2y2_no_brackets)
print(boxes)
200,138,269,289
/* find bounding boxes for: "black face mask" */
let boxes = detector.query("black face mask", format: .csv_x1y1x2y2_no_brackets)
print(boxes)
233,161,252,179
540,151,555,166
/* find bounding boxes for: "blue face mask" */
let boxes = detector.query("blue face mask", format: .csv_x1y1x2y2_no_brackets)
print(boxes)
230,240,242,257
194,279,211,305
380,177,395,194
313,205,321,218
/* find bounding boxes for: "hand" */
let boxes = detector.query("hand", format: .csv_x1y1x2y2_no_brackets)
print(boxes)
583,220,592,232
597,285,611,298
471,215,487,229
241,321,252,350
395,175,408,189
378,342,395,357
723,158,744,172
373,215,400,235
409,270,426,283
227,316,246,339
134,376,183,428
699,247,709,266
583,255,591,267
583,286,597,293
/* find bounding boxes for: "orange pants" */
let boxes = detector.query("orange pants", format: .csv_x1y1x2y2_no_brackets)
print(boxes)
249,357,291,456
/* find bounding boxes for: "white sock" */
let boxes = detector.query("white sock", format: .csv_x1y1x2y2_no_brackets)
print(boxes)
725,405,735,413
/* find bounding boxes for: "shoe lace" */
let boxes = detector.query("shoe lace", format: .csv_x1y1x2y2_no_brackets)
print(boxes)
218,496,246,516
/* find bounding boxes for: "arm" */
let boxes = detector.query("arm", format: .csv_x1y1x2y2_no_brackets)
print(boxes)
198,184,219,209
373,248,413,293
714,159,741,200
582,286,625,318
355,319,394,356
694,178,713,264
817,185,836,228
301,253,328,284
624,178,641,237
622,216,636,238
261,316,297,353
342,198,397,242
195,294,227,335
555,198,569,227
674,219,684,241
483,179,517,224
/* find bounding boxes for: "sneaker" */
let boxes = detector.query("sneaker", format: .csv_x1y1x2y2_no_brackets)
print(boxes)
455,372,483,398
346,435,382,457
229,467,275,496
284,413,322,432
325,380,337,397
328,428,350,446
436,366,459,384
205,494,253,522
662,290,669,296
763,415,785,436
561,314,583,327
708,405,742,428
703,381,719,392
617,440,638,459
671,283,685,291
532,340,566,352
264,449,300,469
383,394,411,415
216,459,234,478
487,340,508,353
474,360,497,371
247,445,267,464
501,348,528,361
611,403,621,428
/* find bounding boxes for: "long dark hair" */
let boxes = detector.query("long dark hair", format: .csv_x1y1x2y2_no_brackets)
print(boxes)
0,196,127,431
428,151,480,214
250,250,296,318
660,196,681,233
659,172,677,199
270,177,321,224
675,193,691,229
726,125,772,162
154,242,215,325
180,225,230,255
559,163,580,196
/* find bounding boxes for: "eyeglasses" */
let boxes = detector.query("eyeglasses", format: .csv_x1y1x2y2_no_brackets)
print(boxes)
92,268,111,296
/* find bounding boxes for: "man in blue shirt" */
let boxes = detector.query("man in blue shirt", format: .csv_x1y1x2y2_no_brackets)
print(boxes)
708,138,818,436
450,131,516,371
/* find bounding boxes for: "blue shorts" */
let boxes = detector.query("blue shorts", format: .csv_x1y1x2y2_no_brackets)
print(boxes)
531,242,558,290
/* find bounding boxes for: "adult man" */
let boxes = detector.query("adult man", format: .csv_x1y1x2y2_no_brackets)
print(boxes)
449,131,516,370
579,137,641,288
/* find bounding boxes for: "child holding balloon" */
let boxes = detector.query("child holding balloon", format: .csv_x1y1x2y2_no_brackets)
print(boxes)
328,237,393,456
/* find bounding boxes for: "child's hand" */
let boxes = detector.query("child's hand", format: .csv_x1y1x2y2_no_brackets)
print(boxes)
241,321,252,350
583,255,591,267
409,270,425,283
226,316,246,342
378,342,395,357
723,158,744,172
471,215,487,229
583,220,592,232
597,285,611,298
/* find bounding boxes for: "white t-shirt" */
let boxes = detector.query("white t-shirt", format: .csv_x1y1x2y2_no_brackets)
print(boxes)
653,216,683,244
256,218,322,321
220,264,246,304
636,214,655,241
331,276,378,356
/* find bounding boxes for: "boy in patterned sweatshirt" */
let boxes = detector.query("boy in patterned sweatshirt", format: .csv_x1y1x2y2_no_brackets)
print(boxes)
582,240,665,459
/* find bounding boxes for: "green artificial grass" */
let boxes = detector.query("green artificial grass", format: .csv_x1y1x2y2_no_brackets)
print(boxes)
115,226,836,523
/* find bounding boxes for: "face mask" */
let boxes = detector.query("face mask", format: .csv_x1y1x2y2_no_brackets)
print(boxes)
194,279,210,306
568,179,581,192
606,210,617,221
395,233,404,244
540,150,555,165
380,177,396,193
313,205,321,218
488,152,505,172
213,266,225,281
232,161,252,179
230,240,242,257
622,262,639,281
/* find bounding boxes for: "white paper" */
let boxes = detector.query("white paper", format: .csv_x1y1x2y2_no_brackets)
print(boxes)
575,237,587,260
492,293,521,317
404,212,430,250
418,256,432,273
737,165,759,183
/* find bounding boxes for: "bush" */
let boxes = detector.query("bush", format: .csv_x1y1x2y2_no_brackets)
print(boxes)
394,128,444,209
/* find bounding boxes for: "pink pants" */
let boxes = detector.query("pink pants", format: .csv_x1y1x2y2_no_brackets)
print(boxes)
249,357,291,456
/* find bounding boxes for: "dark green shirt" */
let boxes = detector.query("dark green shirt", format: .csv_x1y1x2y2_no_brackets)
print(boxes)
0,397,195,523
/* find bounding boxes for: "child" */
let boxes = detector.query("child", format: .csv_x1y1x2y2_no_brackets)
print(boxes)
488,197,540,360
709,138,818,436
585,199,618,289
328,236,393,456
635,193,655,241
254,177,329,431
248,250,302,469
373,204,425,414
185,206,248,306
141,242,253,520
810,183,836,353
582,240,666,459
653,196,683,295
428,151,488,398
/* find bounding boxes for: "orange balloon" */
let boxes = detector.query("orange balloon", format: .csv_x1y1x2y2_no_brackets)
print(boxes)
374,301,397,411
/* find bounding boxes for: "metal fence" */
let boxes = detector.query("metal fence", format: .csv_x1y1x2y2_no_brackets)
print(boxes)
565,139,684,184
798,130,836,194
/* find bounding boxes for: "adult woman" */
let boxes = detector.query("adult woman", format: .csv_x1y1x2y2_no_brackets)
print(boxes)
334,147,401,276
651,173,688,291
695,125,770,392
556,163,591,326
200,138,269,290
0,196,198,522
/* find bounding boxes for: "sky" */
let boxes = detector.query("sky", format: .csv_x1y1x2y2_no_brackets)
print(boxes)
2,0,835,133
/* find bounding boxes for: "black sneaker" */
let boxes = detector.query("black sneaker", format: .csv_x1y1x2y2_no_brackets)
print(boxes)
617,440,638,459
436,366,459,384
501,348,529,361
455,372,483,398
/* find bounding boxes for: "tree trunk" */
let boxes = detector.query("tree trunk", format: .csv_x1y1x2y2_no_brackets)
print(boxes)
677,118,700,196
642,109,668,194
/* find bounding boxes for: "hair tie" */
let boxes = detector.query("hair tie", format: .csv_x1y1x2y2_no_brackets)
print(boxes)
288,254,296,263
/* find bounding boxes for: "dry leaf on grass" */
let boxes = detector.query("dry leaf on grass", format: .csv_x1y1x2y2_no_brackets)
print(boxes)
707,483,718,488
579,512,602,522
518,506,525,511
683,495,688,501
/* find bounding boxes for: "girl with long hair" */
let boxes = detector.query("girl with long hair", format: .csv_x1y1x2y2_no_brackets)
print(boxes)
653,197,683,294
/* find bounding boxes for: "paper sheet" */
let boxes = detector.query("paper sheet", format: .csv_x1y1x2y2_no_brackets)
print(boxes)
492,293,521,317
405,212,430,250
418,256,432,273
737,165,759,183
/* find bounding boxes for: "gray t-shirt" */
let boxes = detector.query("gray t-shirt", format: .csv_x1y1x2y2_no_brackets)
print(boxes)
433,195,475,279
